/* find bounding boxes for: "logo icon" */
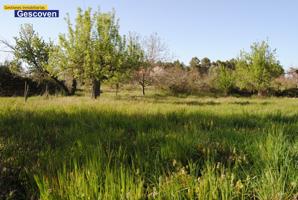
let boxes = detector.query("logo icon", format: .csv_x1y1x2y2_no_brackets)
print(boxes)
3,4,59,18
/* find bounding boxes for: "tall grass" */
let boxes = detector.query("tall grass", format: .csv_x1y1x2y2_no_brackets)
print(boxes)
0,96,297,199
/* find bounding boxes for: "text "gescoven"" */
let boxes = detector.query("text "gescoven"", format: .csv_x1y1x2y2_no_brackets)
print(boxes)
14,10,59,18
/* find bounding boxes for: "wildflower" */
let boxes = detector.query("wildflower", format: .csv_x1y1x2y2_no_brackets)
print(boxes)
235,180,244,191
172,159,177,167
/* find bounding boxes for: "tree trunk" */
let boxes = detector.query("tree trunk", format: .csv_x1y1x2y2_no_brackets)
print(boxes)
115,83,119,96
257,90,267,97
142,73,145,96
91,79,100,99
69,79,77,95
142,84,145,96
24,81,29,102
50,75,71,96
44,83,49,98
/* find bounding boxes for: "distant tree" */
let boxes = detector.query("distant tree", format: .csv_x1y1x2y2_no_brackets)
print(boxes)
134,33,169,95
189,57,211,76
153,65,192,95
144,33,168,64
235,41,284,96
200,57,211,75
287,67,298,88
156,60,184,69
225,59,237,70
273,67,298,91
173,60,185,69
189,57,200,69
109,33,144,96
215,65,235,96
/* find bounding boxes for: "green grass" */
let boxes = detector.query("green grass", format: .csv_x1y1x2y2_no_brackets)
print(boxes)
0,92,297,199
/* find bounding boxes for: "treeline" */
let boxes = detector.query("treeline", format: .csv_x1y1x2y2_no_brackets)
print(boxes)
0,7,298,98
150,52,298,97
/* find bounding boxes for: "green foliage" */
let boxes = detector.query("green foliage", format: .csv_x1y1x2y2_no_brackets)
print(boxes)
13,24,53,81
1,60,24,76
91,9,124,82
6,24,73,95
236,41,284,95
215,65,235,95
189,57,210,76
56,8,143,98
108,33,144,92
200,57,211,75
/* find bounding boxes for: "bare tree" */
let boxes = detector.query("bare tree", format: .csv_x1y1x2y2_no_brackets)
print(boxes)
134,33,170,95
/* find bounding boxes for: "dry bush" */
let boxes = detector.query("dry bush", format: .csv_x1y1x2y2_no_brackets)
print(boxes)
152,66,213,95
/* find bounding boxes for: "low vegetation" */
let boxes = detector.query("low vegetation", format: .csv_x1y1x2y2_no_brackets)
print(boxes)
0,92,297,199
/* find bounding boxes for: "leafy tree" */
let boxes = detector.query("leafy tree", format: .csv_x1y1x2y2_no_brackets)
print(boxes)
200,57,211,75
189,57,210,76
215,65,235,96
2,60,23,76
57,8,127,99
173,60,185,69
49,8,93,96
1,24,71,95
109,33,144,96
85,9,124,98
236,41,284,96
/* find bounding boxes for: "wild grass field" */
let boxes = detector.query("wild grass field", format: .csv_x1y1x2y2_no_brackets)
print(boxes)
0,92,297,199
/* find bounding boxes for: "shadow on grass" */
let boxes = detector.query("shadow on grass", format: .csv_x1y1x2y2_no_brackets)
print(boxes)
114,95,273,107
0,108,297,199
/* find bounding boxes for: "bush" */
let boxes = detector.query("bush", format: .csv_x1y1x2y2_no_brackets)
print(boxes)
275,88,298,97
0,65,63,96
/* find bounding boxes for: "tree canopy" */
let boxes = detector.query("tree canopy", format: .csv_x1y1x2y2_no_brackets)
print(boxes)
236,41,284,95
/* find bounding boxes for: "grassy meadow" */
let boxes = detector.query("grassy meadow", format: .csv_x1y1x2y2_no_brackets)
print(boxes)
0,90,297,199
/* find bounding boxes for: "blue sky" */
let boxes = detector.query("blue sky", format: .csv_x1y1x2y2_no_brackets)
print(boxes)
1,0,298,69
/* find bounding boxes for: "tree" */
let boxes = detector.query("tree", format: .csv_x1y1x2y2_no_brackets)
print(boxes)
1,24,72,95
49,8,92,96
287,67,298,88
58,8,127,99
89,9,126,98
235,41,284,96
134,33,169,95
200,57,211,75
109,33,144,96
189,57,200,69
2,60,23,76
153,65,192,95
63,8,96,97
173,60,185,69
189,57,210,76
215,65,235,96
